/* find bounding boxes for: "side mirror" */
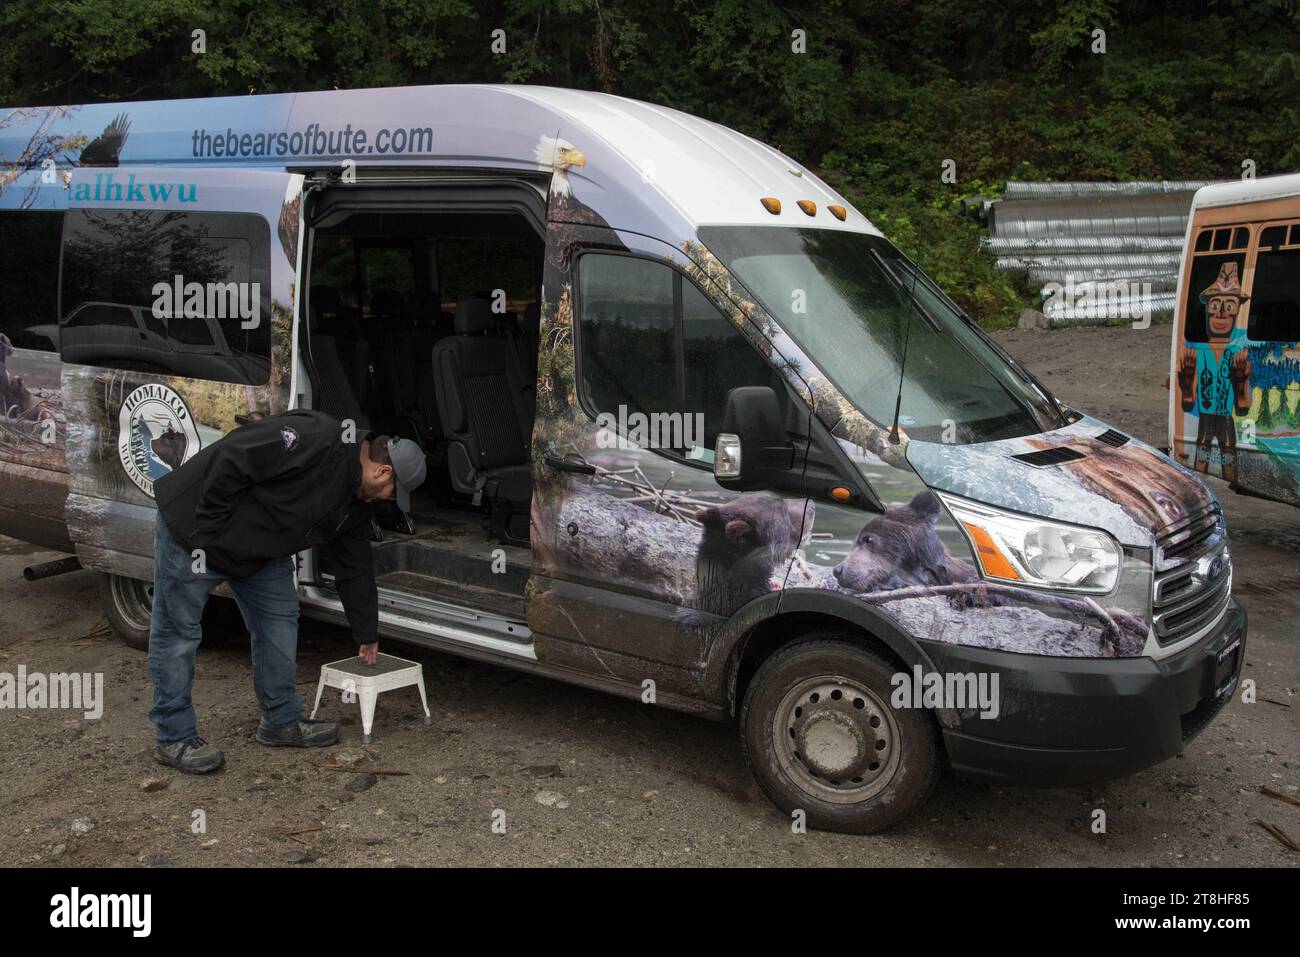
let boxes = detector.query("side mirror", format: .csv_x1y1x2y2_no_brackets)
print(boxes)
714,386,791,490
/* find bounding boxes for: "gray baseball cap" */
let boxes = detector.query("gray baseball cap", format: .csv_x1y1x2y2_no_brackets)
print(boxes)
387,438,427,513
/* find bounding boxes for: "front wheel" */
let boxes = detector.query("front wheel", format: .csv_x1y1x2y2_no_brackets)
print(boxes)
740,635,941,834
97,573,242,652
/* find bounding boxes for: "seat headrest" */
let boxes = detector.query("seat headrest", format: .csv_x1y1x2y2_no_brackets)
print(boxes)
404,291,441,325
309,286,340,331
454,298,493,334
371,289,404,319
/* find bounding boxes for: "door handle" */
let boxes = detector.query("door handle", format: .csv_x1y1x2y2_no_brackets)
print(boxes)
544,454,596,475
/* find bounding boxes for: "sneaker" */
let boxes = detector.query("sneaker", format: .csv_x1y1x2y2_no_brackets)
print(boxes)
255,718,340,748
153,735,225,774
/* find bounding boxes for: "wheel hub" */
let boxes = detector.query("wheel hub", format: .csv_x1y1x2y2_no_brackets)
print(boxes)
773,676,901,803
796,709,870,779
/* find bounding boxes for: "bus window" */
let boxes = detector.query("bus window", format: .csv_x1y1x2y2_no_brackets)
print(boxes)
0,211,63,352
1248,243,1300,343
437,236,539,314
358,244,415,315
60,208,271,383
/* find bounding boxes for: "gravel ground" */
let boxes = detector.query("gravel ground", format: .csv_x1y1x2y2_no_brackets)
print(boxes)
0,323,1295,868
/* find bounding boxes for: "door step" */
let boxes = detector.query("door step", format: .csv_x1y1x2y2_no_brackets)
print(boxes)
376,569,526,621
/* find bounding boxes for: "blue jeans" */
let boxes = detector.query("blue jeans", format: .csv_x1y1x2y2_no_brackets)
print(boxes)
148,512,303,744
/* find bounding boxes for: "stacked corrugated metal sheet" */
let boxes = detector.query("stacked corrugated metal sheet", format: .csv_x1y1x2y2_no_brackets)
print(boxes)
983,181,1226,326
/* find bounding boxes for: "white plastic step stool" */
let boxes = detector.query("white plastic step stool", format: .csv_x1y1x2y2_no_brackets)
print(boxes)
310,653,433,744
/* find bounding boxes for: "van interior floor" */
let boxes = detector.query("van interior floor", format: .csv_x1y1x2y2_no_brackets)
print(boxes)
372,509,530,622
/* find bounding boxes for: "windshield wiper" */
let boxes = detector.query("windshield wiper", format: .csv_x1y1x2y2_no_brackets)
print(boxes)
868,249,922,445
966,321,1069,428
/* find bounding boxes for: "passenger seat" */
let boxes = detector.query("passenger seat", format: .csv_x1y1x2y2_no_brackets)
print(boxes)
432,298,533,543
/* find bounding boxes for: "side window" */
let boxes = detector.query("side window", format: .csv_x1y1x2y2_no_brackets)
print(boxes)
578,254,677,424
309,233,361,317
359,244,415,316
437,236,541,313
578,252,786,462
1248,226,1300,343
681,277,787,453
0,210,64,352
60,208,272,384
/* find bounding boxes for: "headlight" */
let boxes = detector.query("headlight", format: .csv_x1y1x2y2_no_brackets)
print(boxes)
938,494,1121,594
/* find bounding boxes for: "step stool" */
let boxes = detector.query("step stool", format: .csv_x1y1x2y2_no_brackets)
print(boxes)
310,653,433,744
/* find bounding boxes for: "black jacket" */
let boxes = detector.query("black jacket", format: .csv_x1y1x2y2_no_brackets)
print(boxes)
154,409,377,645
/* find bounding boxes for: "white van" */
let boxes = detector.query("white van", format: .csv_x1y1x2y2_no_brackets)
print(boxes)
0,86,1244,832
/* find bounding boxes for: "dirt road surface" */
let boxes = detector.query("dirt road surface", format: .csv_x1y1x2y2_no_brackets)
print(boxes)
1,323,1295,867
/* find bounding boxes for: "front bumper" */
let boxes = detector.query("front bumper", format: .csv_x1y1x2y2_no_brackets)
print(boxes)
921,598,1247,786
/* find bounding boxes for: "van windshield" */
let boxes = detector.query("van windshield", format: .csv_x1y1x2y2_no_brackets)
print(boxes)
698,226,1064,444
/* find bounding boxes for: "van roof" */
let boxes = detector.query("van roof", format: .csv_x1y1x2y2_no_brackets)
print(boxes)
1191,171,1300,209
0,84,879,236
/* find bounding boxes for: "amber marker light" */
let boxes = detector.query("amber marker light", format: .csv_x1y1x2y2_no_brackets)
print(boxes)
828,204,847,221
796,199,817,216
961,522,1022,581
830,486,854,503
760,197,782,214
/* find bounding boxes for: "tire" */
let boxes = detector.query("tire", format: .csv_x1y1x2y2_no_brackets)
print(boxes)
97,573,244,652
740,634,941,834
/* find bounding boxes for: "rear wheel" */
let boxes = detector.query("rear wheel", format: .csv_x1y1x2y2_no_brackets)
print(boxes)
97,573,243,652
740,635,941,834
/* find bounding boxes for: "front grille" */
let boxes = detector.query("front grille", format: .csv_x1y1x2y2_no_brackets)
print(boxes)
1159,504,1221,563
1011,446,1087,467
1152,507,1231,647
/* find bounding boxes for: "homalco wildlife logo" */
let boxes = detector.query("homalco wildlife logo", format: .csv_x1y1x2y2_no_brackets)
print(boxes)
116,383,201,497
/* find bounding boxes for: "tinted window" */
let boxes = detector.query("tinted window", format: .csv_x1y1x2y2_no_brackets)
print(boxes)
437,236,541,314
1260,225,1288,248
360,244,415,315
1248,246,1300,342
60,209,271,384
682,278,787,451
578,254,677,425
309,233,359,311
0,211,63,352
578,253,787,459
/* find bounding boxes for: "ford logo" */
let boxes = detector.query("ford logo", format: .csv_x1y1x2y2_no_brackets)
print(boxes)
1191,553,1226,586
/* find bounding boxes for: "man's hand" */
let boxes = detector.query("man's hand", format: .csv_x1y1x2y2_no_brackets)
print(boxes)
358,641,378,666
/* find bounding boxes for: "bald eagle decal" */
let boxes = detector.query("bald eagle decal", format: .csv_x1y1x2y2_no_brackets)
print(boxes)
79,112,131,167
537,134,611,267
